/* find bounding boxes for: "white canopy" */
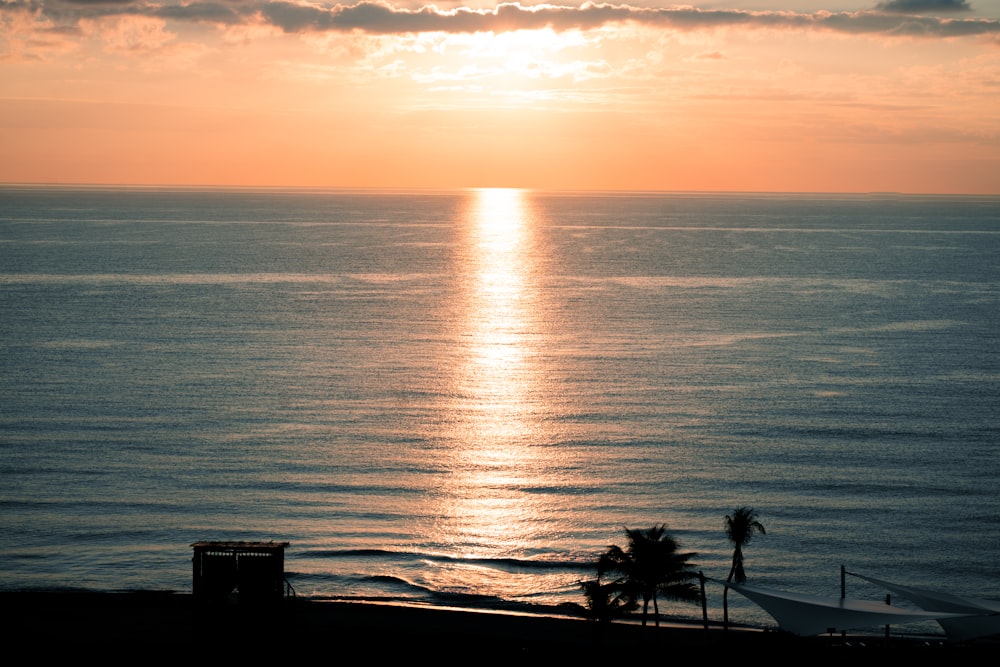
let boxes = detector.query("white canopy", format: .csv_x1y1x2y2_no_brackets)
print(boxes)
848,573,1000,642
727,581,971,637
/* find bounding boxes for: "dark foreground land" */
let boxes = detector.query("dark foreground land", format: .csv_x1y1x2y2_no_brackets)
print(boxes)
4,591,996,660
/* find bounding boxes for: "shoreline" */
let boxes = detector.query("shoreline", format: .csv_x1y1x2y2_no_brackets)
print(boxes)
4,590,995,658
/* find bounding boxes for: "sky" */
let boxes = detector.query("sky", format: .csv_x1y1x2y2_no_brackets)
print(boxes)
2,0,999,193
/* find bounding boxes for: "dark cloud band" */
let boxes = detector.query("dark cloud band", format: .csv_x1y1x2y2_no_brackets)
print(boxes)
876,0,972,13
11,2,1000,39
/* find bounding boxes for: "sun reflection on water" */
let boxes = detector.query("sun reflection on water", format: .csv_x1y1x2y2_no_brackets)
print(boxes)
433,188,553,561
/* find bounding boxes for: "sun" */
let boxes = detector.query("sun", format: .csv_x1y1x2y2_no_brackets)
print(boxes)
413,28,597,105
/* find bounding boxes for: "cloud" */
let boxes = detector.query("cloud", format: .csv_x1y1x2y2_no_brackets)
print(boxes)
79,15,176,53
6,2,1000,39
875,0,972,13
60,0,140,5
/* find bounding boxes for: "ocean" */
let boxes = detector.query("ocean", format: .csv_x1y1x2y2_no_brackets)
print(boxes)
1,185,998,634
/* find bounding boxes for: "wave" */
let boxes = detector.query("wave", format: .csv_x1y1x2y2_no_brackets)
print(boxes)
302,548,594,572
296,572,589,617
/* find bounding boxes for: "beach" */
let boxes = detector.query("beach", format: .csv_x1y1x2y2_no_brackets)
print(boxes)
5,591,995,660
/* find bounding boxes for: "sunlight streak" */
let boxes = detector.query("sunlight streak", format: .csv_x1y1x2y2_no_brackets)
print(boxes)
432,187,553,559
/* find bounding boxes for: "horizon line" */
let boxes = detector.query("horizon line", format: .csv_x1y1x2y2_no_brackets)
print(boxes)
2,182,998,198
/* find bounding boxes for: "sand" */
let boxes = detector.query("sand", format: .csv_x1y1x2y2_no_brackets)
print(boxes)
4,591,994,660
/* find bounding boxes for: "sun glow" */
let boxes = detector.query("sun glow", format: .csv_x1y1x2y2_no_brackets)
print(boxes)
454,28,583,73
475,187,526,255
410,28,603,105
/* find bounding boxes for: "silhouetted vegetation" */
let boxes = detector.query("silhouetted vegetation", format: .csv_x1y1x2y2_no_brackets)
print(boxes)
723,506,766,629
579,578,637,625
585,524,701,627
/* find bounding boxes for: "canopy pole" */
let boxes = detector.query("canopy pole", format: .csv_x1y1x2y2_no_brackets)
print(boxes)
699,571,708,630
885,593,891,642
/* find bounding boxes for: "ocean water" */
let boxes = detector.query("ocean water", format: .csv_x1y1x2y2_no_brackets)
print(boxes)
1,186,998,634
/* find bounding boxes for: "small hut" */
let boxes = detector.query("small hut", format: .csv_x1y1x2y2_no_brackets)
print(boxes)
191,541,290,604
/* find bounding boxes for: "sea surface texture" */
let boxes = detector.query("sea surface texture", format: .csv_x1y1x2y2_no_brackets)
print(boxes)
1,186,998,633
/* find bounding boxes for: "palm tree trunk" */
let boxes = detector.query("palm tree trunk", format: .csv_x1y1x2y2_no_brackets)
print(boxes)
723,552,739,631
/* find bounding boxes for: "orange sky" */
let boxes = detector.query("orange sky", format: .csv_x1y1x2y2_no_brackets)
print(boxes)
2,1,999,193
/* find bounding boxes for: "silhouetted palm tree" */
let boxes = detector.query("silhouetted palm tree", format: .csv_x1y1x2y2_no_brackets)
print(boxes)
579,578,637,625
723,506,766,629
596,524,700,627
